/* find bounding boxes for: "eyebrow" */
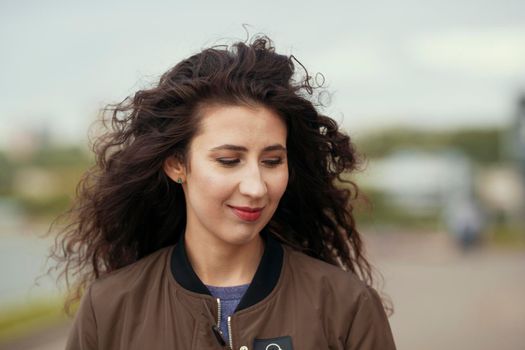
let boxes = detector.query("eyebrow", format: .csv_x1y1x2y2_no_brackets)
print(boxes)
209,144,287,152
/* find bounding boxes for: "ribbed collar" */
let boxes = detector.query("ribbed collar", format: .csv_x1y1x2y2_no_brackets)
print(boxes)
170,228,284,312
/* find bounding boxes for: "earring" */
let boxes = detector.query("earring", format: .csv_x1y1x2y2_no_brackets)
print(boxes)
176,177,184,184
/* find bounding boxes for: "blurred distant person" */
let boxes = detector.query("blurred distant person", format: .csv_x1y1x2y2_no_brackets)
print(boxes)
52,36,395,349
444,195,485,251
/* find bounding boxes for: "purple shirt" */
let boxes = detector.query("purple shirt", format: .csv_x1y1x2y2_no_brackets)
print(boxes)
206,284,250,342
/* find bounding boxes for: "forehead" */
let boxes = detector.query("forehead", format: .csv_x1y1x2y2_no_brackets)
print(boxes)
191,104,287,149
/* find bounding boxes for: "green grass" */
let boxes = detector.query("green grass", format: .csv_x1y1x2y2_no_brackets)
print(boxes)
488,224,525,249
0,297,68,343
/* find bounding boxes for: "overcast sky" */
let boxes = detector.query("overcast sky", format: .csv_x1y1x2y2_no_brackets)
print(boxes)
1,0,525,147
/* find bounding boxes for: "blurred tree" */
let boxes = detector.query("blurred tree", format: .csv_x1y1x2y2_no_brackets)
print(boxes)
28,145,91,168
448,129,502,164
5,145,93,221
0,151,15,195
355,127,502,164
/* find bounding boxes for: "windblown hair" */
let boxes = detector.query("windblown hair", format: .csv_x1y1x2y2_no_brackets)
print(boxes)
52,36,378,312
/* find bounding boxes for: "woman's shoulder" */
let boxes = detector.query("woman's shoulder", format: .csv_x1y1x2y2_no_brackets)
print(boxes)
282,245,390,337
283,244,370,299
89,245,173,301
68,246,176,347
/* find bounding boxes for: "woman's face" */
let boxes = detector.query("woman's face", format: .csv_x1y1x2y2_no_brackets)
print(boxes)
165,103,289,247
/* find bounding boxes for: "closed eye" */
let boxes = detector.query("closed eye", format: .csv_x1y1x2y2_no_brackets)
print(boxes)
262,158,284,166
216,157,285,167
216,158,240,166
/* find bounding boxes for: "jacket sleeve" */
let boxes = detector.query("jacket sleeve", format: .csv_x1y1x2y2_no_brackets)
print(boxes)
345,286,396,350
65,285,99,350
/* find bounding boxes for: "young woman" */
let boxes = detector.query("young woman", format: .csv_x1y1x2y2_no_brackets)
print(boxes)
56,36,396,349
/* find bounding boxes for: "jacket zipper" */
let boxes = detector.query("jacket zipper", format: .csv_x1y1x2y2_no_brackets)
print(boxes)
215,298,233,349
227,316,233,349
216,298,222,329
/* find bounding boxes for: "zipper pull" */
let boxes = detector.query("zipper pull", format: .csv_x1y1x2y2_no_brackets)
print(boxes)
203,298,228,348
211,324,227,346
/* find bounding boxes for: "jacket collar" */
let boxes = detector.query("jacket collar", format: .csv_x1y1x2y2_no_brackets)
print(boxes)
170,228,284,312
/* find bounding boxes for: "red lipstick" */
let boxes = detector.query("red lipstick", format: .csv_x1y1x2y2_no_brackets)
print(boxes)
228,205,264,222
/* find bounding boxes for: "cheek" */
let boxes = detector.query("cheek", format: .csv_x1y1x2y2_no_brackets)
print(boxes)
271,169,289,199
189,164,233,202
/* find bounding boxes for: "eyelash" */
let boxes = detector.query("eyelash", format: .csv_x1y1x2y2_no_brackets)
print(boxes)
216,158,283,167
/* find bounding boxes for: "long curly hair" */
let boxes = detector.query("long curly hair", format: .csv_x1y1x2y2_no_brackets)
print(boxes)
52,36,379,312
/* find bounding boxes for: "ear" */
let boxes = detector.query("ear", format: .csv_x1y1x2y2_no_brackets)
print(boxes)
163,155,187,183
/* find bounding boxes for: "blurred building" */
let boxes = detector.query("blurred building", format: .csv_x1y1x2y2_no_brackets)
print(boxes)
361,149,473,214
362,148,525,225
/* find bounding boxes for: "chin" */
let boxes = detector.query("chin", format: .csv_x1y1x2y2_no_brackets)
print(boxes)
220,226,262,246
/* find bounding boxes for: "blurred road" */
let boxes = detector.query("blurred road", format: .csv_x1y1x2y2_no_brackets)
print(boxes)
4,231,525,350
366,231,525,350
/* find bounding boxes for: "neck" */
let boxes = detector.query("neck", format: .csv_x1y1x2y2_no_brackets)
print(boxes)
184,231,264,287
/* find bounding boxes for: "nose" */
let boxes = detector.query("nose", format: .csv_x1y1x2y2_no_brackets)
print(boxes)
238,164,267,198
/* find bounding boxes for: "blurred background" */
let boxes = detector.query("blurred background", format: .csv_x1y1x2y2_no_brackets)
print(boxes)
1,1,524,349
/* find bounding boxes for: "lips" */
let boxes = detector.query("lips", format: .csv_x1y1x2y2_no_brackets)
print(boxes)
228,205,264,222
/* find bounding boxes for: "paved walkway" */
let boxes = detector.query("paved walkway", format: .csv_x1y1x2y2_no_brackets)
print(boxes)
4,231,525,350
366,231,525,350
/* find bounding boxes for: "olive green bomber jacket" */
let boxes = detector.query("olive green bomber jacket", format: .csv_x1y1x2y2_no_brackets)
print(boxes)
66,233,396,350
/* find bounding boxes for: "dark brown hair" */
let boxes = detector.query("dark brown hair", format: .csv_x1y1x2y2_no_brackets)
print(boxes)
52,36,378,312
